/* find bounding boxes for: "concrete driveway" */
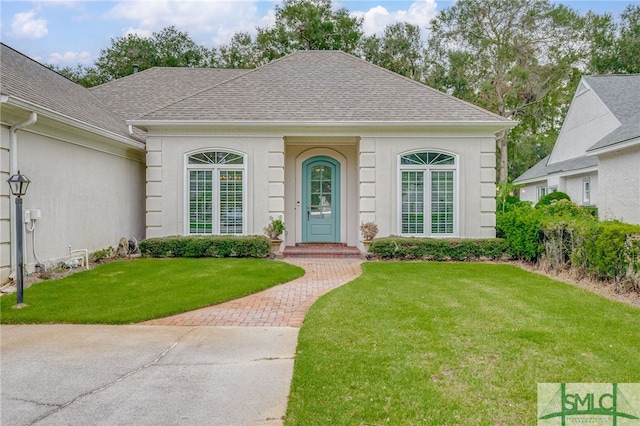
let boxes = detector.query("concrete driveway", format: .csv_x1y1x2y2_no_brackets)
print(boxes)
1,325,298,426
1,258,363,425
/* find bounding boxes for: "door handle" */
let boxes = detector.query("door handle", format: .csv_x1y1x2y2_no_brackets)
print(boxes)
307,209,310,220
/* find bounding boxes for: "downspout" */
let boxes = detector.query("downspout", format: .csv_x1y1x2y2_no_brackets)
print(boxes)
9,112,37,280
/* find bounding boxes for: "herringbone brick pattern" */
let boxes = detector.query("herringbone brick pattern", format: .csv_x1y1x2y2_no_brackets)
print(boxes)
141,258,362,327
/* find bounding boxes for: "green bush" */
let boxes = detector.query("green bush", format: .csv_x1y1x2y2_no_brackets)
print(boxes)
582,222,640,282
368,237,509,260
535,191,571,208
496,204,545,261
139,235,271,258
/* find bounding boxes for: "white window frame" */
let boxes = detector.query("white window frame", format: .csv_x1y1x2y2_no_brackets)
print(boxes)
536,185,548,201
397,150,459,237
184,149,247,235
582,178,591,205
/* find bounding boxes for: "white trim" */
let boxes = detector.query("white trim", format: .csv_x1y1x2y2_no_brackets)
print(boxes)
295,148,348,244
183,148,247,236
129,119,517,131
397,149,460,237
514,165,598,185
582,177,591,205
1,95,145,151
587,136,640,156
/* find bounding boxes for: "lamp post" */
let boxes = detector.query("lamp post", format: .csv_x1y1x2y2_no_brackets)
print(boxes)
7,171,30,306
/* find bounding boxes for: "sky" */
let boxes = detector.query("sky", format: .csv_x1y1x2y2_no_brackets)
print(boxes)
1,0,638,68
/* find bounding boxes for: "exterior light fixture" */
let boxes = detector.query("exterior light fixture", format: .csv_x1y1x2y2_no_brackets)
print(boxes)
7,170,30,307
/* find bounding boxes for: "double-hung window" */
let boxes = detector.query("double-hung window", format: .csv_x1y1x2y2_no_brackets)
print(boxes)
399,151,457,236
186,151,245,235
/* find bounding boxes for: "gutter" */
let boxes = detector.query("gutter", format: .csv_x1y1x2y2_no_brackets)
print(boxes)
8,111,38,281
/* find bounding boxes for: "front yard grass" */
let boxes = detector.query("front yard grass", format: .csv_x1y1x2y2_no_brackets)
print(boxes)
0,258,304,324
285,262,640,425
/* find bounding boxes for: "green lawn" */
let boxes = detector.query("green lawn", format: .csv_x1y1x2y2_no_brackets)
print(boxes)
285,262,640,425
0,258,304,324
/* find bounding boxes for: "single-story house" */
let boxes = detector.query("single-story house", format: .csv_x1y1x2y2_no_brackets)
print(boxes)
514,75,640,224
2,44,515,284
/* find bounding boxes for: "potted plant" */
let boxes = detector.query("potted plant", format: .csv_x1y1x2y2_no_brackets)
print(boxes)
360,221,379,253
264,216,286,256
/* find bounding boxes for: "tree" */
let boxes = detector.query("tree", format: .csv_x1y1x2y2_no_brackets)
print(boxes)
212,32,262,69
586,5,640,74
425,0,585,183
254,0,363,62
92,26,209,84
362,22,424,81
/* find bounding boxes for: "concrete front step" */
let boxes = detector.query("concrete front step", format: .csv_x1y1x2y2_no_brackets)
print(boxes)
283,243,363,259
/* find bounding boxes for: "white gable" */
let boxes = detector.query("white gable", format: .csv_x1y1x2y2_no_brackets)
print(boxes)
548,81,620,165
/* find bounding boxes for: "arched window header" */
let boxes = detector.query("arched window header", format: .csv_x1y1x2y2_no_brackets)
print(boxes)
188,151,244,165
400,152,455,166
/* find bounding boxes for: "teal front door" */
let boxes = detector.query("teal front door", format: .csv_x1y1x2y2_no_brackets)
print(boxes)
302,156,340,243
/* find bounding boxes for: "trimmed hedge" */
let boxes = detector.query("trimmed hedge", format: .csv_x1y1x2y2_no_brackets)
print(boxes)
368,237,509,260
139,235,271,258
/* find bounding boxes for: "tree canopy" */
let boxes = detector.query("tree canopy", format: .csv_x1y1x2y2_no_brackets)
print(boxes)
50,0,640,181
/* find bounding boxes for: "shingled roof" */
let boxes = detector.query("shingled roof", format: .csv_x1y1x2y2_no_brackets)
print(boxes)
90,67,248,120
132,50,510,124
583,74,640,152
0,43,138,142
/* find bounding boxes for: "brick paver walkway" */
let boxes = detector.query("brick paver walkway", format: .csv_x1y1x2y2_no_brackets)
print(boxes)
141,258,363,327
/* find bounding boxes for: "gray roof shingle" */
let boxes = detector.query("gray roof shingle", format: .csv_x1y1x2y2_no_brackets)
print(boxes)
584,74,640,151
90,67,248,120
0,43,138,142
137,50,510,123
514,154,598,183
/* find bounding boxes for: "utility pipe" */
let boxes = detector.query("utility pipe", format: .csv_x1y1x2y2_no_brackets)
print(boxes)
9,112,37,280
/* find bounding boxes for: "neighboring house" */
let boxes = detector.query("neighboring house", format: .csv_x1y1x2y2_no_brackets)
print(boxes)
514,75,640,224
0,43,146,284
1,44,515,284
94,50,514,250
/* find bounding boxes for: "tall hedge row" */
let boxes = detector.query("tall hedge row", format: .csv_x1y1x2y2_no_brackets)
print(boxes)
496,197,640,290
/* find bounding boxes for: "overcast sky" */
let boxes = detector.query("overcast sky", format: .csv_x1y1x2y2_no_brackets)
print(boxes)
1,0,638,67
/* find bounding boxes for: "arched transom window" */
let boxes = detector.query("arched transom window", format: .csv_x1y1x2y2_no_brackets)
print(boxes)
399,151,457,236
186,150,246,235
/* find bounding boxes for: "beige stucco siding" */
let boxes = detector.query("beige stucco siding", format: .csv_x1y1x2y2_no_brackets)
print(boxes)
145,135,278,238
360,135,496,239
598,146,640,224
1,124,145,283
145,127,500,247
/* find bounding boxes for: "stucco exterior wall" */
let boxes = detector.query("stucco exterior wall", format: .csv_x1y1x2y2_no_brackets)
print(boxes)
360,135,496,239
563,172,598,206
146,127,499,246
0,125,145,284
598,146,640,224
145,134,277,238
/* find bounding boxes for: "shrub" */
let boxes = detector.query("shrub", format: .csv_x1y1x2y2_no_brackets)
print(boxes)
90,246,115,263
368,237,509,260
496,204,545,261
582,222,640,283
535,191,571,208
264,216,286,240
139,235,271,258
360,222,379,241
